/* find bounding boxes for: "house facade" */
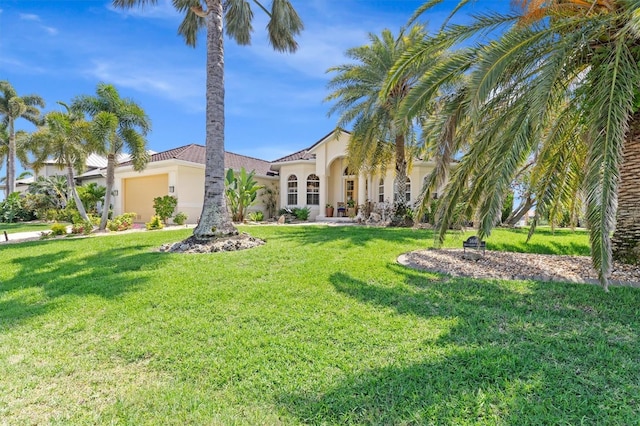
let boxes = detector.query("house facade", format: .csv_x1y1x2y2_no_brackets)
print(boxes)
110,129,444,223
17,129,445,223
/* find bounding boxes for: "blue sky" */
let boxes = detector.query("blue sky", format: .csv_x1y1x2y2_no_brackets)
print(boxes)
1,0,508,168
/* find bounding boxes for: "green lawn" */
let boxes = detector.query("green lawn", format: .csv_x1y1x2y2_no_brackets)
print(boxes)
0,221,64,235
1,225,638,424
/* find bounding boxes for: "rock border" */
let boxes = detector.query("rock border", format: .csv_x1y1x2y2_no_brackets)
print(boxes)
398,249,640,288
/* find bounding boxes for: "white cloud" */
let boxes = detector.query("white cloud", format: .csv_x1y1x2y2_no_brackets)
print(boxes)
19,13,41,21
107,0,181,20
44,26,58,35
85,59,205,112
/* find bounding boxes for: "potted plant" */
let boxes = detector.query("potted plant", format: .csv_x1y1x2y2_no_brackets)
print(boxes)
325,203,334,217
347,199,356,217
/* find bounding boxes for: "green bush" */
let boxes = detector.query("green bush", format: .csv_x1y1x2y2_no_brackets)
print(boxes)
173,212,188,225
107,212,137,232
145,215,164,230
293,207,310,221
71,220,94,235
1,193,31,223
248,211,264,222
153,195,178,224
50,222,68,236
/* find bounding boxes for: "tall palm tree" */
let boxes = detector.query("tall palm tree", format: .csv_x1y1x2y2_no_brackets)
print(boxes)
326,25,427,207
28,103,92,223
392,0,640,290
73,83,150,230
112,0,303,239
0,81,45,197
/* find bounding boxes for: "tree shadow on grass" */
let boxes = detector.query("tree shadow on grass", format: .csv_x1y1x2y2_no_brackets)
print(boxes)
257,225,432,250
279,268,640,424
0,241,167,328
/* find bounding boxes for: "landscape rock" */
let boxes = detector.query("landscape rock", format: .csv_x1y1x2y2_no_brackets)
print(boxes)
398,249,640,287
159,233,265,254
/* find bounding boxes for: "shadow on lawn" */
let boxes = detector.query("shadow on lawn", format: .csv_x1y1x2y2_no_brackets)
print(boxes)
279,267,640,424
260,225,432,249
0,240,167,328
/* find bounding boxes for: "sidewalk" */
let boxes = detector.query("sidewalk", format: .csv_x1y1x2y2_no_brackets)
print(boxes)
1,224,196,244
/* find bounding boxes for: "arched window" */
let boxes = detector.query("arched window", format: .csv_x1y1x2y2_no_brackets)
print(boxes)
378,178,385,202
306,174,319,205
406,177,411,202
287,175,298,205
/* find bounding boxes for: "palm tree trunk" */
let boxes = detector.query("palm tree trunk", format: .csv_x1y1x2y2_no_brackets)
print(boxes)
504,193,534,226
7,119,15,196
395,134,407,205
66,162,90,223
611,112,640,264
193,0,237,239
99,154,115,231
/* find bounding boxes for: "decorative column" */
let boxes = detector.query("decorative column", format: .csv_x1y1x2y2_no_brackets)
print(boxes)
358,174,366,207
318,174,327,218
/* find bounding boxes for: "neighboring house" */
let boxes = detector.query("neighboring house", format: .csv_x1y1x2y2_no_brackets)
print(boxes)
113,144,277,223
110,129,445,223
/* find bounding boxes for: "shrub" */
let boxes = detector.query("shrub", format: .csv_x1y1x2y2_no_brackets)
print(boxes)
71,220,94,235
293,206,310,221
248,211,264,222
173,211,188,225
146,215,164,230
50,222,68,236
153,195,178,225
1,193,30,223
107,212,137,232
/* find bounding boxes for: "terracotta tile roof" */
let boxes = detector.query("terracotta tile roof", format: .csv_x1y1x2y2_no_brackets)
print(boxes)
271,128,350,163
120,144,276,176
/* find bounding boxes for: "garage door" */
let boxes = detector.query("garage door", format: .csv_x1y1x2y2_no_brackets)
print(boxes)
124,174,169,223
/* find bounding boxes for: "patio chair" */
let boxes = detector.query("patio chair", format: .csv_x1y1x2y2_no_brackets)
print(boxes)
337,202,346,217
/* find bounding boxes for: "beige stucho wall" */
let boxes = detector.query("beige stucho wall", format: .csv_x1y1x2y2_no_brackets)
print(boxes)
114,160,275,224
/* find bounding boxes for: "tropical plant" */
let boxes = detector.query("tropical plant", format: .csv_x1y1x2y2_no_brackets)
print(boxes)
27,103,92,223
145,215,164,230
326,25,427,207
107,212,137,231
27,175,69,211
262,184,278,219
248,211,264,222
73,83,150,231
392,0,640,290
77,182,107,214
225,167,264,222
153,195,178,225
0,192,29,223
0,81,45,196
111,0,303,240
173,211,188,225
50,222,68,236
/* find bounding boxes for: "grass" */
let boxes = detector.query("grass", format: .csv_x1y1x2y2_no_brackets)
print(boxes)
0,221,66,235
1,225,639,424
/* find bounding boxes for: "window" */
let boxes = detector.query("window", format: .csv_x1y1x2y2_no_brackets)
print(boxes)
406,177,411,202
345,179,355,203
306,174,319,205
394,177,412,203
378,179,384,202
287,175,298,205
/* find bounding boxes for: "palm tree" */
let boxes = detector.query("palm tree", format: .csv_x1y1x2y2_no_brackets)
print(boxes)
392,0,640,290
326,25,427,208
28,175,69,210
111,0,303,239
73,83,150,230
28,103,92,223
0,81,45,197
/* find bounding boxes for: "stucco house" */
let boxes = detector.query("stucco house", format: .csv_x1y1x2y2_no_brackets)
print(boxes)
109,129,444,223
15,129,445,223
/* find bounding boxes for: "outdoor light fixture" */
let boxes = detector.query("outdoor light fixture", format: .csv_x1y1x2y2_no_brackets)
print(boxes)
113,190,118,196
169,186,175,193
